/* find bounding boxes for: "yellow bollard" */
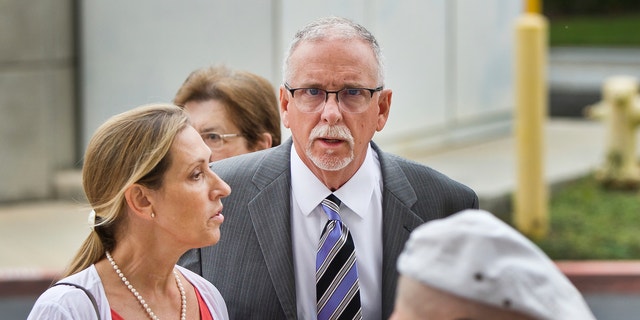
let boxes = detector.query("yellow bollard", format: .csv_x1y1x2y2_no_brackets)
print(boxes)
584,76,640,189
514,12,548,240
526,0,541,14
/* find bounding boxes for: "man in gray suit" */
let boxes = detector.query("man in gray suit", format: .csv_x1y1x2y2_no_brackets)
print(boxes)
180,16,478,319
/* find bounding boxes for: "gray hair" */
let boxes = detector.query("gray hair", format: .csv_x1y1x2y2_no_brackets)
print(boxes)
282,16,385,86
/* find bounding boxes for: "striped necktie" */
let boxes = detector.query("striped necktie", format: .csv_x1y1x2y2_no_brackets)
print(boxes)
316,194,362,320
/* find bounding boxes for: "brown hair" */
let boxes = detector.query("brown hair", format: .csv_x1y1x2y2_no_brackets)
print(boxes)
62,104,189,277
174,65,281,150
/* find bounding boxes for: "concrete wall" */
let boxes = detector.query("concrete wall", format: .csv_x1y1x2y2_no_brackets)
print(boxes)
82,0,522,156
0,0,76,202
0,0,522,202
80,0,521,155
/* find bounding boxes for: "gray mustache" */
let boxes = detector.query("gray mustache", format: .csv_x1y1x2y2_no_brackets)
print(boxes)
310,125,354,143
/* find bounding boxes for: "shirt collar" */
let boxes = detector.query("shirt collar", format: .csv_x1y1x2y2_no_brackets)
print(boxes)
290,143,380,218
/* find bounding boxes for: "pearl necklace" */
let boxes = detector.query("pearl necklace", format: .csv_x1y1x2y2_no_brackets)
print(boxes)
106,251,186,320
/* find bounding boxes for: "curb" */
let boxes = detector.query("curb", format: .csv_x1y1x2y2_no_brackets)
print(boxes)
557,261,640,294
0,268,60,297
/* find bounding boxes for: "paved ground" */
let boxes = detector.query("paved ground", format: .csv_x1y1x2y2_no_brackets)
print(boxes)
548,47,640,118
0,118,611,275
0,201,89,273
549,47,640,92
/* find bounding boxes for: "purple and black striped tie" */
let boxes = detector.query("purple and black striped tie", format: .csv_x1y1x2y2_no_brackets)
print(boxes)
316,194,362,320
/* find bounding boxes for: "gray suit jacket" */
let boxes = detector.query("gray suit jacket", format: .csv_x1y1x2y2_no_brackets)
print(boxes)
180,138,478,319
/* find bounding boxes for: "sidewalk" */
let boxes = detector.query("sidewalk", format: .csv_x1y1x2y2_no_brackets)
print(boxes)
412,118,609,217
549,47,640,117
0,118,611,276
0,201,89,273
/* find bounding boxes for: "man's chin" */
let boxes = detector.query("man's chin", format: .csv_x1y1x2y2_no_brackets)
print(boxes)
309,154,353,171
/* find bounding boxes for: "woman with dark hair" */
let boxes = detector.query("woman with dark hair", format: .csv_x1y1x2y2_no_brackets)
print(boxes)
174,65,281,162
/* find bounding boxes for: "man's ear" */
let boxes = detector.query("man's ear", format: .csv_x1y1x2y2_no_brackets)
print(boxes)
124,184,154,219
280,85,291,129
376,89,392,132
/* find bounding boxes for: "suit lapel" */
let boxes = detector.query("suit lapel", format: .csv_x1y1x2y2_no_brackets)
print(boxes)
248,140,298,319
243,140,428,319
373,143,425,318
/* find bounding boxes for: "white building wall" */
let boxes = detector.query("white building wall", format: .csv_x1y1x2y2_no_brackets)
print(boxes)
0,0,75,202
80,0,523,156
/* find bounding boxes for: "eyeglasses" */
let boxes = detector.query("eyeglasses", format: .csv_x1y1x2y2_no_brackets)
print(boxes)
200,132,242,149
284,83,383,113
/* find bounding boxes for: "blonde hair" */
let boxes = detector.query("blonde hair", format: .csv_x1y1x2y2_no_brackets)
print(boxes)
62,103,189,277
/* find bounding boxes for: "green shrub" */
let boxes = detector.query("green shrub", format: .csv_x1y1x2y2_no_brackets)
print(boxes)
548,13,640,47
544,0,640,16
533,174,640,260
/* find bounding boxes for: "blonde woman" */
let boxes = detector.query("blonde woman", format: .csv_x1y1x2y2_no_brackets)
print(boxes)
28,104,231,319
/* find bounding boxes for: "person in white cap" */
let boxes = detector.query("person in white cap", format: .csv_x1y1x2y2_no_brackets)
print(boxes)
390,209,596,320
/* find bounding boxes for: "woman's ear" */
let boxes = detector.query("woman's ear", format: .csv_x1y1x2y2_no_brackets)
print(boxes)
124,184,154,219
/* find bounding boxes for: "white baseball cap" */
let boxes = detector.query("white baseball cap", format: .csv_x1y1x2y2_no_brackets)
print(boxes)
397,209,595,320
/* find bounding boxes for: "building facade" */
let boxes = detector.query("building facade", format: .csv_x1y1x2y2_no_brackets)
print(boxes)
0,0,522,202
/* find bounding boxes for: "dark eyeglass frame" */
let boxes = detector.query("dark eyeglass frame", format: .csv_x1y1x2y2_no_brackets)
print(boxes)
200,132,242,149
284,82,384,113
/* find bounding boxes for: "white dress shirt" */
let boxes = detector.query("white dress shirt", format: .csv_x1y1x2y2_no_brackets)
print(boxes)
291,143,383,320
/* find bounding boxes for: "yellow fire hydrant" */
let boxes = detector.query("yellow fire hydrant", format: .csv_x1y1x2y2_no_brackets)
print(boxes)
584,75,640,189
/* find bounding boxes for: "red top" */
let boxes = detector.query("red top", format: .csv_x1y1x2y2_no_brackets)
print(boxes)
111,284,213,320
